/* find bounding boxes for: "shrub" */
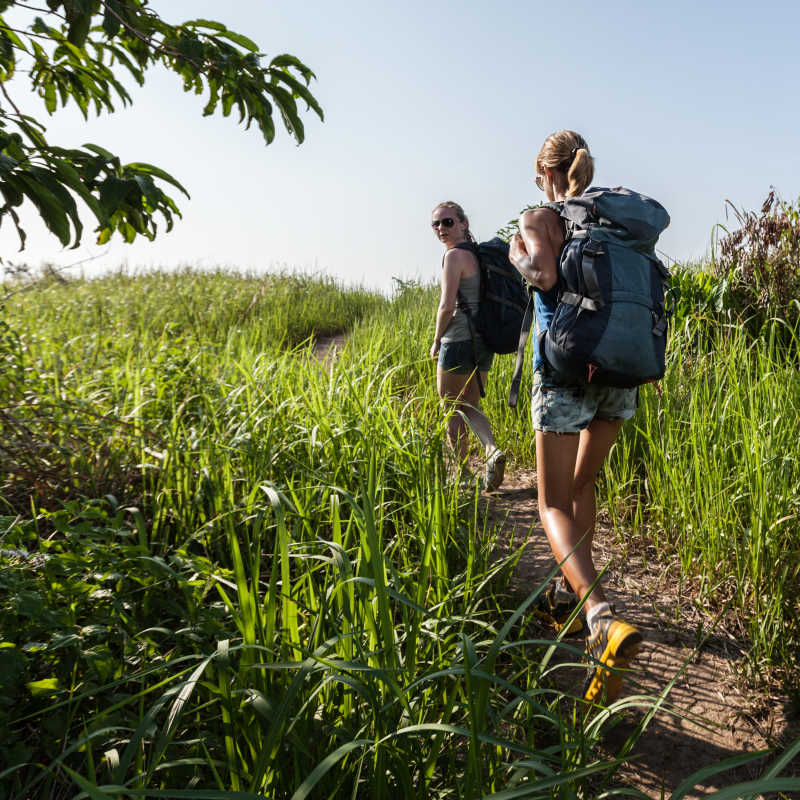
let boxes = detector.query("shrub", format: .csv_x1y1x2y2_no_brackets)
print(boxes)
714,189,800,322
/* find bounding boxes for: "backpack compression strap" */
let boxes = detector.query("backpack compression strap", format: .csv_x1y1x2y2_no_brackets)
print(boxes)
560,237,606,311
508,291,533,409
450,242,486,398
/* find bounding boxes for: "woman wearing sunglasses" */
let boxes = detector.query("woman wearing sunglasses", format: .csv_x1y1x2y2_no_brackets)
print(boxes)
508,131,642,705
430,201,505,491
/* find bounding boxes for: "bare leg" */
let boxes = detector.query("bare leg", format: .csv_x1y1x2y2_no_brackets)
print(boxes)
536,421,622,612
458,371,496,456
572,417,625,566
437,369,496,460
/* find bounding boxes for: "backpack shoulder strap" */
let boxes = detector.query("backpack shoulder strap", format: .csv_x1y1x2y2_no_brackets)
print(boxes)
453,240,479,255
531,201,571,245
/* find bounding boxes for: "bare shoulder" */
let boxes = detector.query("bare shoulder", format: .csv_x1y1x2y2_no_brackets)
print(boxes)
520,206,561,234
442,245,478,276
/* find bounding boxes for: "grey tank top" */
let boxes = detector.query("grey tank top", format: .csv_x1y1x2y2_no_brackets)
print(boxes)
441,270,480,343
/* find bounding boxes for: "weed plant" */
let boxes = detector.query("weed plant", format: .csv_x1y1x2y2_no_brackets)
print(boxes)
713,190,800,324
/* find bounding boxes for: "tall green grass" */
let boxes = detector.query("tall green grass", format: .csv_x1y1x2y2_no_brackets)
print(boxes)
1,268,798,798
605,313,800,689
0,270,644,798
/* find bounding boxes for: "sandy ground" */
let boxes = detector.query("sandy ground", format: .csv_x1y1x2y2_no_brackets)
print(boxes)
313,333,348,366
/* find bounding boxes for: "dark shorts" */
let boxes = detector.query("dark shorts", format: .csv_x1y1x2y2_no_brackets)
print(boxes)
531,371,638,433
438,338,494,374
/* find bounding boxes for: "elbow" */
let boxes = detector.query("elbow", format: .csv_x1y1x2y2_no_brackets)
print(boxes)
439,301,456,314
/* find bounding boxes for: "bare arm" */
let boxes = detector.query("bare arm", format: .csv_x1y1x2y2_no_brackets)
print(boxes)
508,207,563,291
430,248,475,357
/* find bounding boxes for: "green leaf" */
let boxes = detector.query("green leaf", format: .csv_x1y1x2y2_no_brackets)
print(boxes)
98,175,136,215
217,29,260,54
290,740,372,800
43,81,57,113
125,162,190,196
270,68,324,120
270,52,316,83
692,779,800,799
95,225,112,245
50,157,104,220
102,0,122,37
27,676,60,695
82,143,117,161
176,35,205,66
668,750,769,800
66,9,92,48
760,736,800,780
15,173,72,245
267,82,305,143
184,19,226,33
0,152,18,174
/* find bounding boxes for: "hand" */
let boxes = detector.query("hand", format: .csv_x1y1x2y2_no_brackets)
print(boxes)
430,339,441,359
509,232,529,267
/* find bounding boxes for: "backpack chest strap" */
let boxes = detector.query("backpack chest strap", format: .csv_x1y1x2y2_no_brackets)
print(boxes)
560,292,601,311
561,288,657,310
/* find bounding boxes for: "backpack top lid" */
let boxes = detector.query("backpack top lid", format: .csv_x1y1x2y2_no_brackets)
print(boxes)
561,186,670,250
455,236,509,255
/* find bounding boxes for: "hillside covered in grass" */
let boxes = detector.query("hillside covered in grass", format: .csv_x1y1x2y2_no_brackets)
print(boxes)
1,263,798,798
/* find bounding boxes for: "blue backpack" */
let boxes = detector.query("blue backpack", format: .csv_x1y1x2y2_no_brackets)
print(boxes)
544,187,671,387
509,187,670,406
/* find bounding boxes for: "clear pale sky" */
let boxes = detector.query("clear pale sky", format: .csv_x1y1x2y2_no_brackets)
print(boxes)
2,1,799,293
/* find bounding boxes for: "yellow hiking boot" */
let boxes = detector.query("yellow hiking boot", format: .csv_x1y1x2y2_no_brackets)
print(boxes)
583,615,642,705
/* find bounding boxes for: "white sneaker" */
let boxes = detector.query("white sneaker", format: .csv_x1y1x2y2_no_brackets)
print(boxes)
484,448,506,492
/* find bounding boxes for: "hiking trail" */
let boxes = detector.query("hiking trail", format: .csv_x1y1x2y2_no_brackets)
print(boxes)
486,466,799,799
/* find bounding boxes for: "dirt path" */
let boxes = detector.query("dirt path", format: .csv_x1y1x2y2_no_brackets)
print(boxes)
312,333,348,366
487,466,799,799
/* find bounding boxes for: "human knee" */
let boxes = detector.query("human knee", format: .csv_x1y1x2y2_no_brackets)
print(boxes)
538,497,573,518
573,471,598,498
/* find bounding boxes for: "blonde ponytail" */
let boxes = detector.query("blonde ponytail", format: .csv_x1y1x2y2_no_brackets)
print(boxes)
566,148,593,197
536,130,594,197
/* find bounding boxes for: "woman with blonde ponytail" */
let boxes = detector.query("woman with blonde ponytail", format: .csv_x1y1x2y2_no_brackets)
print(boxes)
508,130,643,705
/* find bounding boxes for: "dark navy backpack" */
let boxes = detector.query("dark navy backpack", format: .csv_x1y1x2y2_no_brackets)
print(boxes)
542,187,671,388
453,237,529,396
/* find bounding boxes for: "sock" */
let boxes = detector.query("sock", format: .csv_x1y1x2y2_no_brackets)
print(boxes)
554,578,575,602
586,602,612,634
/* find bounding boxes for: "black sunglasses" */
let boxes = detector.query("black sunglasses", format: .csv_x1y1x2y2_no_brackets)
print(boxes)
431,217,455,229
535,175,545,191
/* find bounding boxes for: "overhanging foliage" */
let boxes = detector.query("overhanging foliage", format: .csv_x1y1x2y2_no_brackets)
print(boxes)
0,0,323,250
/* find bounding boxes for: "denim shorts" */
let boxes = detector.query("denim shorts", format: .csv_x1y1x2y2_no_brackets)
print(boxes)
531,371,638,433
438,338,494,374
